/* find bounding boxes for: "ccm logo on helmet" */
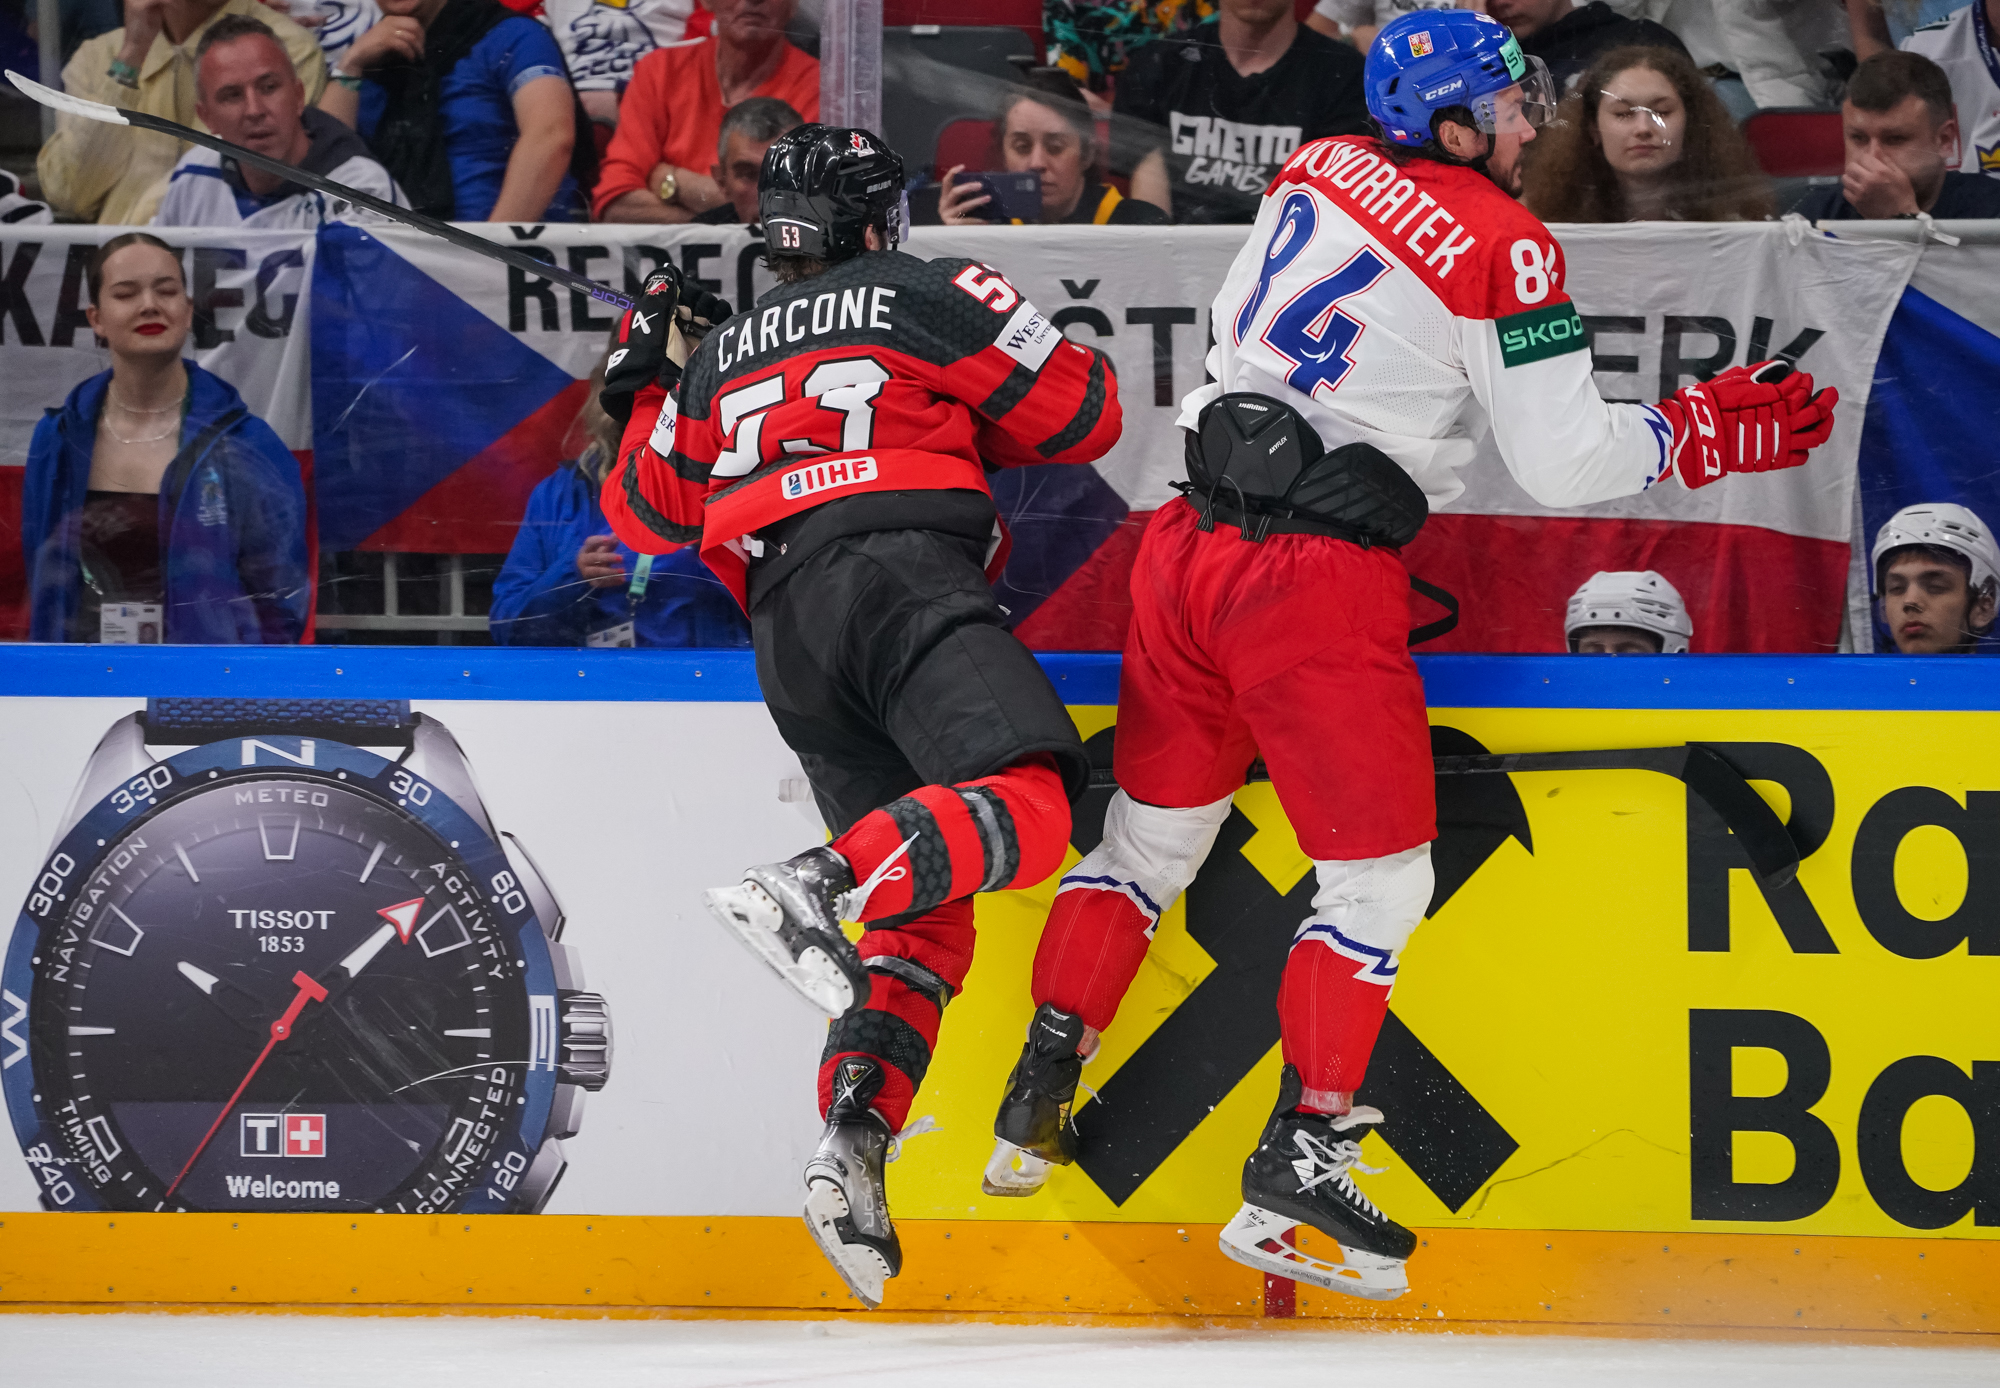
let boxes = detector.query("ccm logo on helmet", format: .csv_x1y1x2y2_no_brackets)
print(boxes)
782,455,879,500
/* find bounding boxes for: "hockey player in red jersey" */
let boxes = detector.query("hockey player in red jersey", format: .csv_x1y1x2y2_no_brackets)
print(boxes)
597,125,1120,1308
986,10,1839,1301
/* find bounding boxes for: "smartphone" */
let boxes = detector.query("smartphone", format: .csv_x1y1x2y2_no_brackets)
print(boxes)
963,171,1043,223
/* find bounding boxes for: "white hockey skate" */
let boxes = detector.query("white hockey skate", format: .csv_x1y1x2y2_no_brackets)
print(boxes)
1216,1068,1416,1302
703,847,871,1017
802,1057,902,1309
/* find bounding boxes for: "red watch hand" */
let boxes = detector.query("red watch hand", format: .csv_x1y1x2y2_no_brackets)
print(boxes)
163,970,329,1202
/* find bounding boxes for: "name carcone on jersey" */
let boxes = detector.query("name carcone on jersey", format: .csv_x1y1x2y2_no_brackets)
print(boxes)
1193,135,1670,513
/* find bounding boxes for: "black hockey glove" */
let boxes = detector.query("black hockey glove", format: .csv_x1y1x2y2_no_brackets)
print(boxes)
599,267,734,430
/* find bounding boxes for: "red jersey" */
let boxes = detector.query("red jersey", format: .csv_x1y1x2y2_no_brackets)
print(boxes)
603,248,1123,607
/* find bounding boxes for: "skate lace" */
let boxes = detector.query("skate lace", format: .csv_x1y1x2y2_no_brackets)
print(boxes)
1292,1129,1388,1220
836,833,920,921
885,1114,939,1163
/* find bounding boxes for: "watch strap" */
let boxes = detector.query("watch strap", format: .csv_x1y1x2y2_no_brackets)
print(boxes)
144,697,416,745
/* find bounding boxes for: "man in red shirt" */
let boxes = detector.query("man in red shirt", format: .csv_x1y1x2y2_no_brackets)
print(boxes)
595,0,820,221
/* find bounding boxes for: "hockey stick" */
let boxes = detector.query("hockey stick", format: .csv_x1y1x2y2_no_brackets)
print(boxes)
4,68,638,313
1087,743,1801,887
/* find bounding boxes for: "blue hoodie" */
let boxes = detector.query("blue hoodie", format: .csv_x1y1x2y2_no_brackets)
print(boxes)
24,363,310,644
490,459,749,647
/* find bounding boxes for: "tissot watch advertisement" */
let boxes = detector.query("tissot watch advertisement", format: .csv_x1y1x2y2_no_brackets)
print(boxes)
3,699,610,1214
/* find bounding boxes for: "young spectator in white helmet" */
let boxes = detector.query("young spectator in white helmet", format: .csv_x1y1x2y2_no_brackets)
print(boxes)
1872,503,2000,654
1565,569,1692,653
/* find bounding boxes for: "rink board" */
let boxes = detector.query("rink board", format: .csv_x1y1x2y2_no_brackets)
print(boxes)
0,648,1996,1335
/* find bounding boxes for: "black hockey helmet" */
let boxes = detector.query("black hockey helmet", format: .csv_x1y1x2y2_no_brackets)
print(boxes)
759,124,905,263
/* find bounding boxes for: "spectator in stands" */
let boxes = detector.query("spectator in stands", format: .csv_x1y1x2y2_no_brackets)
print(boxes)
318,0,584,221
1523,46,1773,221
153,14,407,226
22,234,310,646
1306,0,1458,54
1046,0,1217,107
939,70,1170,226
1564,570,1692,654
1113,0,1370,224
1484,0,1686,90
541,0,690,127
1797,50,2000,219
1901,0,2000,183
39,0,328,223
692,95,801,225
491,360,750,647
1872,502,1999,654
596,0,818,223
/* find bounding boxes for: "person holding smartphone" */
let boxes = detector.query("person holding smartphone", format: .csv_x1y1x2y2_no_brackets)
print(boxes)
937,68,1168,226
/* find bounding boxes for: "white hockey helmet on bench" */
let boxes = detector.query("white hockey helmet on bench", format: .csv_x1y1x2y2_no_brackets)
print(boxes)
1870,502,2000,600
1565,570,1692,653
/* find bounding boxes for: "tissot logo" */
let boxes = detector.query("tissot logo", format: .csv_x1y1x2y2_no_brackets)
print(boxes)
240,1112,327,1157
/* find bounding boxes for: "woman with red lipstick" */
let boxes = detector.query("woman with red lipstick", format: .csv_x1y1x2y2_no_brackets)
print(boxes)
21,233,310,644
1523,46,1772,223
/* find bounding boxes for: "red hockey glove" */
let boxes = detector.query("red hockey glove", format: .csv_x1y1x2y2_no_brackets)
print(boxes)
599,267,733,430
1655,361,1839,490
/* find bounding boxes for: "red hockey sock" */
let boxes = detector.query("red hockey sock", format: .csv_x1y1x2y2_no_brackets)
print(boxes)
831,755,1071,921
817,898,976,1131
1277,938,1394,1099
1031,886,1153,1033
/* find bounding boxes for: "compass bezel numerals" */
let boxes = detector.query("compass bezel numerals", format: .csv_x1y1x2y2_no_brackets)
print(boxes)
1,731,562,1214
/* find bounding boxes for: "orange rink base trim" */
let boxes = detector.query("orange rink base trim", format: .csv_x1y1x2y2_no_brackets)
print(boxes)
0,1217,1994,1336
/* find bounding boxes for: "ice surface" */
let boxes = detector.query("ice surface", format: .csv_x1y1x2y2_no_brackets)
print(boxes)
0,1313,1995,1388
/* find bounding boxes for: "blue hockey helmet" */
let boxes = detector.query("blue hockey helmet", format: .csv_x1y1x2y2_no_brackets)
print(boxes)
1364,9,1558,150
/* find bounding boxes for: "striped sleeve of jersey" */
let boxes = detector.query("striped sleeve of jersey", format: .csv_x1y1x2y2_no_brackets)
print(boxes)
925,259,1124,468
600,381,707,554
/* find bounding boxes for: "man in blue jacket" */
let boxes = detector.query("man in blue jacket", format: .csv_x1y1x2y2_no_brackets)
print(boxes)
25,360,311,645
490,447,749,647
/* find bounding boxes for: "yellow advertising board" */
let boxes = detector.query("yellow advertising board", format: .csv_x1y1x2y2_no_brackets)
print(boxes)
903,706,2000,1250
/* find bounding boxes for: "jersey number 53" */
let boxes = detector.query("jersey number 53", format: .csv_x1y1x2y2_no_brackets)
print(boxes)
1234,191,1393,404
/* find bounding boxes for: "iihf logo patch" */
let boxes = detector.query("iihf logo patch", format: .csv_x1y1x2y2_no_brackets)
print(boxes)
1409,30,1434,57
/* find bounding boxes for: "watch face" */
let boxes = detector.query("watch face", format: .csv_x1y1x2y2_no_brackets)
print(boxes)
2,727,563,1214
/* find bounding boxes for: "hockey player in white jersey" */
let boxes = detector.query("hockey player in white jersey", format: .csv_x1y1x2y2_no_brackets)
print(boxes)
992,8,1840,1302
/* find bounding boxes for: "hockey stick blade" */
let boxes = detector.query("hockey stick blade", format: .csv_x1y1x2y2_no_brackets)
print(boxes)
4,67,637,313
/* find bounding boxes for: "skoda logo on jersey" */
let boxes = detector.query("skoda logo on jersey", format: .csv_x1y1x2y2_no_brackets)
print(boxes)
1419,74,1467,103
782,455,879,501
1408,30,1433,57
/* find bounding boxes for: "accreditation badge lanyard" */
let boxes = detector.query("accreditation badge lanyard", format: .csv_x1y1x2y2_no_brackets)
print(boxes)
626,553,655,611
585,553,654,650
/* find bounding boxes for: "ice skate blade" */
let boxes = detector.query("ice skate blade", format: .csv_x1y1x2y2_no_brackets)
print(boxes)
803,1177,889,1310
981,1139,1056,1197
1217,1203,1409,1302
702,882,856,1018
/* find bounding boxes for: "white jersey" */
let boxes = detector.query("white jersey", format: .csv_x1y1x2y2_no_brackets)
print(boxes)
541,0,692,92
1903,4,2000,180
1182,135,1670,511
152,110,407,230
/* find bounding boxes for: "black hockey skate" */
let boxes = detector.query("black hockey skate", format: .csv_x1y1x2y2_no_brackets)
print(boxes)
802,1056,902,1309
983,1004,1087,1196
703,846,872,1018
1218,1066,1417,1302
